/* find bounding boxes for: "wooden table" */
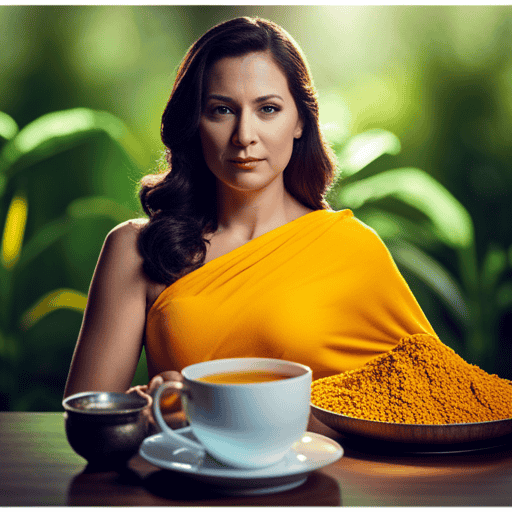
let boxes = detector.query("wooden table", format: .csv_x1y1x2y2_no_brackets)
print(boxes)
1,411,512,506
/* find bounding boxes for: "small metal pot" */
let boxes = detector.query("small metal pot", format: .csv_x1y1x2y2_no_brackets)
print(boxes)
63,391,149,467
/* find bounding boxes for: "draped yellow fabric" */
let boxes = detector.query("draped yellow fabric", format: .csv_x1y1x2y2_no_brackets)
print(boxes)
145,209,436,381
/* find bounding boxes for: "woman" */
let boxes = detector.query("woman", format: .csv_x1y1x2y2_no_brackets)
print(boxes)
63,17,435,404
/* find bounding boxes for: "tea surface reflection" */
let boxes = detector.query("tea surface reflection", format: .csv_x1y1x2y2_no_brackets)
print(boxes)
197,370,292,384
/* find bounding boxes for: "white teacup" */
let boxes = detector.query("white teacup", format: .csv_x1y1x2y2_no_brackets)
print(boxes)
152,358,312,469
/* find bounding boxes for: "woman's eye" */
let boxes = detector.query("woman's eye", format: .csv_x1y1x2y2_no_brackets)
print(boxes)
213,106,232,115
261,105,279,114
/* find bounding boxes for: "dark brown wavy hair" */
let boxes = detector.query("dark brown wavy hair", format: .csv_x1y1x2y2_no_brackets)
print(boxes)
138,16,337,285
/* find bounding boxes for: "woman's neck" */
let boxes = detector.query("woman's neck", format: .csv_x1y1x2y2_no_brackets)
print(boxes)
215,179,311,242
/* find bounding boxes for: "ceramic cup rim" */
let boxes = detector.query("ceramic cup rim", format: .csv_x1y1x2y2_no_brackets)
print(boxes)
181,357,312,386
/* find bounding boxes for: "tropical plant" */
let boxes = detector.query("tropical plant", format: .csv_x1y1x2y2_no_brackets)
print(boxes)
0,108,149,410
325,127,512,372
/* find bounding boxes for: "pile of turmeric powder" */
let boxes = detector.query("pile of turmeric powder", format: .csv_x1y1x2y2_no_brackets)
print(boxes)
311,333,512,424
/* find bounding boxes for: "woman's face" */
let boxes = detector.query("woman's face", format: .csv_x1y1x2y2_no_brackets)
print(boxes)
199,51,303,195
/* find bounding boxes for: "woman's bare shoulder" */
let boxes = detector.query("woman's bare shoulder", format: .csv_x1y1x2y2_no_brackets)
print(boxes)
105,218,147,252
98,218,149,277
104,219,166,303
108,218,148,238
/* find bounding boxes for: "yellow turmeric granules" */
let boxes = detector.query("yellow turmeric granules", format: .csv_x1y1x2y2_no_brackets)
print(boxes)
311,333,512,424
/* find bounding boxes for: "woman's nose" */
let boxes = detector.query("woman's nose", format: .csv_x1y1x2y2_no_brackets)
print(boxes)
232,112,257,147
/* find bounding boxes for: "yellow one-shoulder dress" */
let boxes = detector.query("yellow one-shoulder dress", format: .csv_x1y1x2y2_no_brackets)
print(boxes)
145,209,436,382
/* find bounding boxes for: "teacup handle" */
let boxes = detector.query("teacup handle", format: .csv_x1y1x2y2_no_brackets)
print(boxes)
152,380,206,455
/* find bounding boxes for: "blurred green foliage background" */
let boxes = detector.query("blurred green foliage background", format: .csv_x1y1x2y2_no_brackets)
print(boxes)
1,5,511,411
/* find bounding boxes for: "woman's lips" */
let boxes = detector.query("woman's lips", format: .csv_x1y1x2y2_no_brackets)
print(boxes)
229,158,263,170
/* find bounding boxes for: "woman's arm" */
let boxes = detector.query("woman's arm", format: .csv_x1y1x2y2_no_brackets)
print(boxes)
63,220,150,398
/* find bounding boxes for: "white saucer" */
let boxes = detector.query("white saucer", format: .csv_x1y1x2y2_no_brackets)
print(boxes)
139,427,343,496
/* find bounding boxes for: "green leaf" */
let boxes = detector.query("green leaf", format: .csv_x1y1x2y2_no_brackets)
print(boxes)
20,288,87,330
357,207,442,249
0,111,19,141
337,167,474,249
336,129,401,177
15,216,71,270
15,196,137,271
67,196,136,224
388,240,470,327
480,245,507,295
0,108,147,179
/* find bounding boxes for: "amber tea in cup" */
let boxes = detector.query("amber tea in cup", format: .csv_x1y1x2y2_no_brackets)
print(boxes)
197,369,292,384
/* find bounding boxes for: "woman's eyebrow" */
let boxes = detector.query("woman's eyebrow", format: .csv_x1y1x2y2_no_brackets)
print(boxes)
205,94,284,103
